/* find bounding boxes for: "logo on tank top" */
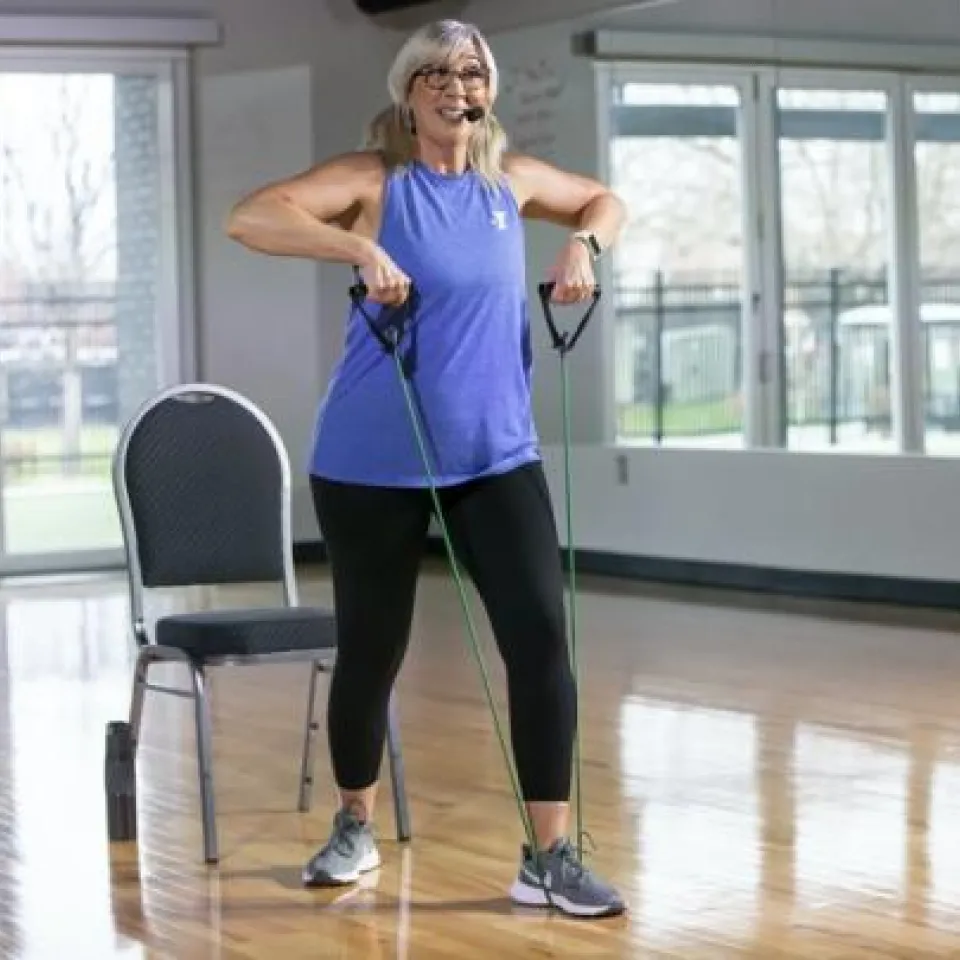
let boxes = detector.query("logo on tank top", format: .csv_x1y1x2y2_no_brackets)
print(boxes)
491,210,508,230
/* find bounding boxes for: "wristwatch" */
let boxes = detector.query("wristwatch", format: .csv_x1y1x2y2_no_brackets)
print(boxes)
572,230,602,260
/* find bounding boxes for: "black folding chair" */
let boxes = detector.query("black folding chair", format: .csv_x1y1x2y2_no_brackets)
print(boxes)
110,382,411,863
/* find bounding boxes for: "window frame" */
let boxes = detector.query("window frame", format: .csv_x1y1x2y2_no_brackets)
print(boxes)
595,48,960,456
0,43,199,575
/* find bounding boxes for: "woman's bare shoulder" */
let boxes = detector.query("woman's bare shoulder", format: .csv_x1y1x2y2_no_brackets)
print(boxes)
230,149,387,225
304,149,387,191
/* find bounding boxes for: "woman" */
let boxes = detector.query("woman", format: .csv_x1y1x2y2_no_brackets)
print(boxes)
226,19,627,919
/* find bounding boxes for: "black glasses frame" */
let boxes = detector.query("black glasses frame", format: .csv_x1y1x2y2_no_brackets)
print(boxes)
411,64,489,91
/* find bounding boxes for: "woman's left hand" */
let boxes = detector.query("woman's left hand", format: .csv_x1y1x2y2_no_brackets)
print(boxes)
545,237,596,304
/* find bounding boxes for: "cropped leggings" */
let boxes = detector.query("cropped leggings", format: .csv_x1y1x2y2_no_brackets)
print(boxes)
310,461,576,802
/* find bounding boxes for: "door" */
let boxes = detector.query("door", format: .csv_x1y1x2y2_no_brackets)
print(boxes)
602,66,760,448
0,54,190,572
770,72,899,453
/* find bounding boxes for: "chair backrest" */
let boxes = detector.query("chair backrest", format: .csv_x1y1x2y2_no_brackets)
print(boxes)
113,383,294,594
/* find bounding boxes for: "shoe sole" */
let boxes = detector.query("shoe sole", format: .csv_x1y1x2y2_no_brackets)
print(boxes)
302,846,381,887
509,878,626,918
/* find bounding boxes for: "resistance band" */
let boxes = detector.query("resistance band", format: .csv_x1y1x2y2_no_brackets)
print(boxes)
536,280,602,861
348,268,601,874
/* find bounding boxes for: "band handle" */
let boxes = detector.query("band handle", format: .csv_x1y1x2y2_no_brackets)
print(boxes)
537,282,602,356
349,265,418,354
350,269,601,357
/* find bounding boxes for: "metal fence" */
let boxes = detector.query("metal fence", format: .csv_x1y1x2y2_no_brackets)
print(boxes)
5,282,960,474
614,269,960,442
0,292,118,480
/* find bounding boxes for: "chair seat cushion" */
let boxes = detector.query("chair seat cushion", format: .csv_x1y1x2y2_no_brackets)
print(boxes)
156,605,337,660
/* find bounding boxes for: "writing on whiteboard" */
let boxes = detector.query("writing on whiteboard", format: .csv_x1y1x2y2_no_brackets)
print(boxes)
499,58,566,161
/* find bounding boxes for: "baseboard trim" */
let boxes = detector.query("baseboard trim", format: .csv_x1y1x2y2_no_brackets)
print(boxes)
293,538,960,611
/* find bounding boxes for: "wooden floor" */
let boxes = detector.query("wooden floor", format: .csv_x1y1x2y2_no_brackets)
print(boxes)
3,564,960,958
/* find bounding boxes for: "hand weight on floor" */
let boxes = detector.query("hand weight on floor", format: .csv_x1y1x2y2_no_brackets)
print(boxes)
104,720,138,842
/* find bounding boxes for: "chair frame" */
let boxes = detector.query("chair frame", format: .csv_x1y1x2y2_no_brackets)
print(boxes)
112,382,411,863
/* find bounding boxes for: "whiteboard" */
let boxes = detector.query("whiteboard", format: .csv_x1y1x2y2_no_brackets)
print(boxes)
497,55,569,163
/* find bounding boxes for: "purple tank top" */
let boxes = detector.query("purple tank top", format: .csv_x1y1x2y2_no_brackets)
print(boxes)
309,160,540,487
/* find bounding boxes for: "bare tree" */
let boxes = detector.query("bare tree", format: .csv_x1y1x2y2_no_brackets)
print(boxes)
0,74,116,476
1,75,115,287
613,132,960,282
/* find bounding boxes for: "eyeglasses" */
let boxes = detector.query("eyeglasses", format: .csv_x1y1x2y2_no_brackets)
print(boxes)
413,65,489,92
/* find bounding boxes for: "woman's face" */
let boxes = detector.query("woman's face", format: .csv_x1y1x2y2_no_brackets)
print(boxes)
406,47,490,148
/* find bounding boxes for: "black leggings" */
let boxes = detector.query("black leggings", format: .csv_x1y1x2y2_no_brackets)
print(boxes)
310,461,576,802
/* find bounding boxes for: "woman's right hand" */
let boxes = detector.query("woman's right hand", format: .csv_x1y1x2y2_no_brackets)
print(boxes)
359,243,411,305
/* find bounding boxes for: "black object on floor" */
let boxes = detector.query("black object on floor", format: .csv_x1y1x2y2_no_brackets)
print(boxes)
105,720,137,842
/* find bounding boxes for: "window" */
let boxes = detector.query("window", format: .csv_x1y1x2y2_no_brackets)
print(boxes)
913,89,960,456
602,61,960,456
777,84,894,453
607,77,750,449
0,50,193,572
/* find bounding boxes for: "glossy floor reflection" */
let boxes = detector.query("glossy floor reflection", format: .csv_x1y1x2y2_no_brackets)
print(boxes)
3,566,960,957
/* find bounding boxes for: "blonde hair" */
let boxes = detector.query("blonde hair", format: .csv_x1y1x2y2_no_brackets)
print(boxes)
363,19,508,186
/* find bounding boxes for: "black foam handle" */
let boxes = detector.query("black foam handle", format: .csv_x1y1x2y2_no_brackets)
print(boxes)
349,265,416,354
537,281,602,355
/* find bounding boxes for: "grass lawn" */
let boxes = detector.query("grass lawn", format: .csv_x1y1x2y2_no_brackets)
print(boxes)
0,425,121,555
618,397,743,438
3,424,118,478
4,480,121,555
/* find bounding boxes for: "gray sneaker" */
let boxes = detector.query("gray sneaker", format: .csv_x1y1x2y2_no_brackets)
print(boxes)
509,839,626,918
301,809,381,886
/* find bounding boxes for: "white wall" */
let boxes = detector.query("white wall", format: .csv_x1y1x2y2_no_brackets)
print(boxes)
491,1,960,585
0,0,211,10
541,446,960,582
599,0,960,44
197,64,321,536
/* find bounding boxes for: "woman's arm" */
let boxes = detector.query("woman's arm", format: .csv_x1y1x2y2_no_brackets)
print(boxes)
225,151,410,304
504,152,627,303
505,152,626,248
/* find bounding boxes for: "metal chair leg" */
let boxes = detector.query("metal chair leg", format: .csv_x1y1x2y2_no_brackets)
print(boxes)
297,660,322,812
385,691,411,842
128,648,150,749
189,664,219,864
